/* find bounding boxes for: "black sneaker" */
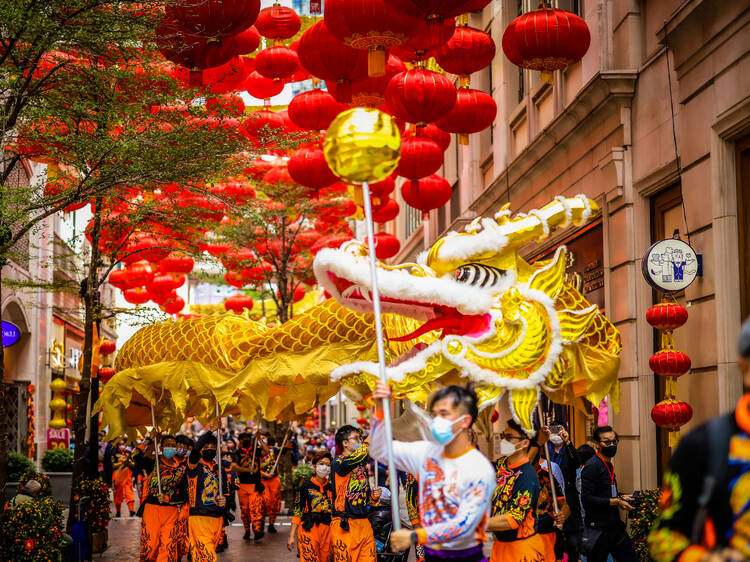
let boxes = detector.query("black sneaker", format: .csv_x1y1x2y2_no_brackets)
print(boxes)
253,531,264,541
216,544,225,553
268,524,277,533
243,531,251,541
115,512,121,518
129,510,136,517
222,535,228,548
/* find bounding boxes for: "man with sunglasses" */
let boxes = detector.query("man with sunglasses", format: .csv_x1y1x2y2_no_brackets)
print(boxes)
486,418,547,561
580,426,637,561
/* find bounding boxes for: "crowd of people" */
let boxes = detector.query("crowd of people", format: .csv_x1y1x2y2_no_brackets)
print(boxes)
94,318,750,562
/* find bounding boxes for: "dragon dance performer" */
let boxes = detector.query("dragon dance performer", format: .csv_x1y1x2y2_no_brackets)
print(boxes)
232,431,267,541
486,419,546,562
261,434,282,534
174,435,194,561
371,382,496,562
403,473,425,562
532,445,569,561
186,431,228,562
138,434,188,562
288,451,335,562
331,424,382,562
112,440,136,518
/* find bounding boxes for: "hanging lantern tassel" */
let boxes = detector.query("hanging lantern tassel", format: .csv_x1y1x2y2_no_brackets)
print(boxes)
368,46,387,77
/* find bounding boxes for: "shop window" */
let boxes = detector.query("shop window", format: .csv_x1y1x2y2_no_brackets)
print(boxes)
558,0,582,15
650,183,684,480
404,203,422,241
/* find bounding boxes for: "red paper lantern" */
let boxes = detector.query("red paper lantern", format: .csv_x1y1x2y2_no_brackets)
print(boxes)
436,87,496,144
287,89,346,131
288,146,337,191
146,274,177,298
243,109,285,137
649,350,691,377
384,0,478,19
244,71,285,101
392,16,455,62
225,294,255,314
297,21,369,103
98,366,116,383
385,68,457,125
327,54,406,108
402,174,452,214
262,162,294,185
278,109,304,134
396,136,444,179
231,26,261,55
356,404,368,412
201,240,233,256
324,0,419,77
162,294,185,315
243,156,276,180
158,254,195,274
254,3,302,40
356,417,369,426
502,7,591,84
646,302,688,332
254,46,299,82
651,399,693,430
374,232,401,259
123,287,150,305
121,262,155,288
166,0,260,40
371,198,400,223
293,286,306,303
206,94,245,117
99,340,116,356
405,123,451,152
370,175,396,197
434,26,495,88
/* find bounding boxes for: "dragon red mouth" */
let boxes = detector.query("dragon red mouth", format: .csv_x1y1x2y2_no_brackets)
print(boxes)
327,273,491,341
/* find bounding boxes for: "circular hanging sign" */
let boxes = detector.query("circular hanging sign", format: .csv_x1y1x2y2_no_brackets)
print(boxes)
2,321,21,347
642,238,698,293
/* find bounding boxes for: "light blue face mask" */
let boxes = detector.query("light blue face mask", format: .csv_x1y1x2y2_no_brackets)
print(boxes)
349,441,361,452
430,416,460,445
162,447,177,459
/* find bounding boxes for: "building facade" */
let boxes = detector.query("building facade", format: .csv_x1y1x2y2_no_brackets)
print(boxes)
389,0,750,491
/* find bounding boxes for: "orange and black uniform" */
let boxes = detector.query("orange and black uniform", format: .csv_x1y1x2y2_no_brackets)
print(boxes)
330,443,376,562
138,456,188,562
233,445,265,534
536,465,566,562
293,476,334,562
187,433,229,562
112,446,135,515
261,447,282,526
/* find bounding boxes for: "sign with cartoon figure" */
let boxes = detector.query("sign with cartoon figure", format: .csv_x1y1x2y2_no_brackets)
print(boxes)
642,238,698,293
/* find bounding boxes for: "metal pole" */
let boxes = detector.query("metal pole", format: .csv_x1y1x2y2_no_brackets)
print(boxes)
271,428,290,474
150,405,162,496
361,180,401,530
536,401,559,514
215,401,222,497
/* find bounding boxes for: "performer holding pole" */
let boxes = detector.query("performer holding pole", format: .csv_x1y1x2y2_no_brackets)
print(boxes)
232,414,267,542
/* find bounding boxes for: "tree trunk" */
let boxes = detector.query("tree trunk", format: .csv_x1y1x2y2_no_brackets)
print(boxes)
66,195,104,532
0,266,8,513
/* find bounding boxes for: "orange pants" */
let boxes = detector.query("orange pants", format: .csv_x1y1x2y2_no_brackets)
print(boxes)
490,534,547,562
540,532,556,561
262,476,281,525
113,468,135,513
140,503,180,562
175,503,189,559
237,483,264,532
188,515,223,562
331,517,375,562
298,522,332,562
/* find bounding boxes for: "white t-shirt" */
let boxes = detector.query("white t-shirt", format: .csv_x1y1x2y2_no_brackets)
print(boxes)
370,417,496,552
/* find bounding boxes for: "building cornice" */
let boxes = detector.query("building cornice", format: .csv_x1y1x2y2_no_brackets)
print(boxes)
468,71,638,221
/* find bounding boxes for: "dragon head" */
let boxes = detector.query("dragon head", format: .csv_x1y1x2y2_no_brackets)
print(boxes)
314,195,622,432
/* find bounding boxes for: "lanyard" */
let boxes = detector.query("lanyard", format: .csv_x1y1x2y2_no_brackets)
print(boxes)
597,454,615,484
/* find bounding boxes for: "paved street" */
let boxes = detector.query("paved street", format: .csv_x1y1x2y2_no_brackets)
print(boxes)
99,514,296,560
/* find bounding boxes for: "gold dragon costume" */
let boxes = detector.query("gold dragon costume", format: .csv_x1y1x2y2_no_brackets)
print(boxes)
95,298,421,436
312,194,622,432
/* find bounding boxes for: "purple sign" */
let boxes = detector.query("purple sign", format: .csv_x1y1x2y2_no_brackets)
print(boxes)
2,321,21,347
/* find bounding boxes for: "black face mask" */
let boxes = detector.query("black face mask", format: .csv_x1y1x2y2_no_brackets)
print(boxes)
601,444,618,458
202,449,217,462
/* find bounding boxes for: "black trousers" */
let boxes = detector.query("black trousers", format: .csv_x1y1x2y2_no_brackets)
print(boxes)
587,525,638,562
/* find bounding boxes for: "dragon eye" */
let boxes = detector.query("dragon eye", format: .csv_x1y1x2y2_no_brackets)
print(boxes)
455,264,507,287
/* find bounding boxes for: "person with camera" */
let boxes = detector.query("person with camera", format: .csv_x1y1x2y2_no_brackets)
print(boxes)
546,421,584,560
579,425,638,562
647,318,750,562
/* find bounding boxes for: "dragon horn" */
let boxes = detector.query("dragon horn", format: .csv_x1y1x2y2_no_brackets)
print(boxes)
499,195,598,248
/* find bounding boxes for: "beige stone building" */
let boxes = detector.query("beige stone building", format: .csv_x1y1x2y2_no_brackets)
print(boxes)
388,0,750,491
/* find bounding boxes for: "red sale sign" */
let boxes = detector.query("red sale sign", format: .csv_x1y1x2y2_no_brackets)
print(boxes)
47,428,70,450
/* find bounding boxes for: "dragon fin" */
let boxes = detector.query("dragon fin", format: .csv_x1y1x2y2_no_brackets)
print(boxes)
510,387,539,434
